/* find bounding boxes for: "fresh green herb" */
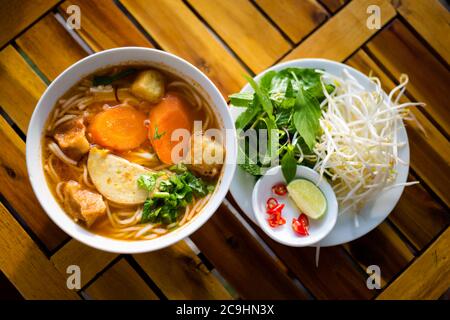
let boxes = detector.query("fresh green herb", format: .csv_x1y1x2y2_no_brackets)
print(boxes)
229,92,254,107
138,169,213,224
153,124,166,140
230,67,333,177
92,68,137,86
281,144,296,183
137,174,157,192
293,86,321,150
244,75,274,120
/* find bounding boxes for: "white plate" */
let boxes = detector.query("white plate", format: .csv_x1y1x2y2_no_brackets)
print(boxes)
252,166,338,247
229,58,409,247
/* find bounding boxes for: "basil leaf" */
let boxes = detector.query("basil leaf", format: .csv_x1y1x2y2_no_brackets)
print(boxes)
244,75,273,119
259,70,277,92
293,86,321,150
229,92,254,107
235,100,261,129
281,145,296,183
260,116,278,164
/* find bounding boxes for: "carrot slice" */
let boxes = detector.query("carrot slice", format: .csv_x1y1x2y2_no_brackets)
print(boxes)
149,92,193,164
89,105,148,151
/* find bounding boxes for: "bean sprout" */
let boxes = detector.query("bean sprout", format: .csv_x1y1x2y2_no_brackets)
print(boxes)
313,70,424,215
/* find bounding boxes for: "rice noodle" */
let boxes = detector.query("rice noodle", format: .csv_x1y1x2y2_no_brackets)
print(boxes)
51,114,77,131
55,181,66,201
48,142,78,166
82,164,95,188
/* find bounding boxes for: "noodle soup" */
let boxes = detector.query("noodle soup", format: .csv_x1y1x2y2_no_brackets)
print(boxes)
42,65,224,241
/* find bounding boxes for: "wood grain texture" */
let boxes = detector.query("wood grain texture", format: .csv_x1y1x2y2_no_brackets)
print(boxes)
389,178,450,251
378,227,450,299
283,0,396,62
0,0,59,47
255,0,329,43
16,14,87,81
0,116,68,250
346,49,450,209
85,259,159,300
191,203,309,300
188,0,291,72
0,203,78,300
344,222,414,287
398,0,450,65
120,0,247,96
51,240,117,288
366,20,450,136
319,0,349,12
59,0,152,51
133,241,232,300
0,46,46,132
226,195,373,300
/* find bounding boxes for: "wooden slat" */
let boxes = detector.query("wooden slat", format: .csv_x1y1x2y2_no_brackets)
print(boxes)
226,195,373,299
398,0,450,65
0,0,58,47
282,0,396,62
85,259,159,300
187,0,291,73
191,203,309,299
378,227,450,300
0,270,23,300
59,0,151,51
319,0,349,13
0,116,68,250
0,202,78,300
120,0,247,96
255,0,329,43
0,46,46,132
51,240,116,288
347,49,450,208
344,222,414,287
16,14,87,80
134,241,232,300
366,20,450,136
389,177,450,251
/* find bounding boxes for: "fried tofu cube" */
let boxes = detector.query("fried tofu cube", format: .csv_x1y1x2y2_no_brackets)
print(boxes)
54,117,90,160
63,180,106,227
131,69,165,103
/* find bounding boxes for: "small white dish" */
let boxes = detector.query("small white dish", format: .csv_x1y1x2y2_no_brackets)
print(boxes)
252,166,338,247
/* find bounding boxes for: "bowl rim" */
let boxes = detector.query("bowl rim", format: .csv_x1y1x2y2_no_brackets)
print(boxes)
252,165,338,247
26,47,237,253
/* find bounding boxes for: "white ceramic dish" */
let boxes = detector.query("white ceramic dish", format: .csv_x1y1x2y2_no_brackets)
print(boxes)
252,166,338,247
26,47,237,253
230,58,409,247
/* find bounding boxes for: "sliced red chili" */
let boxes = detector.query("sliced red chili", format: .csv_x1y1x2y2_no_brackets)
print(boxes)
292,216,309,236
266,197,278,211
272,183,287,196
268,217,278,228
267,203,285,214
299,213,309,228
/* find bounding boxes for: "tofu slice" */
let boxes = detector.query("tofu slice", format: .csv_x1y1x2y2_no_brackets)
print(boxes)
87,147,151,205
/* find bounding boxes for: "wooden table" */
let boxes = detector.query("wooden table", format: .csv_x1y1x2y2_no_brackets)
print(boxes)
0,0,449,300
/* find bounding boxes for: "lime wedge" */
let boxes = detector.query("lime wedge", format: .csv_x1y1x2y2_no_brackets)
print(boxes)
287,179,327,219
